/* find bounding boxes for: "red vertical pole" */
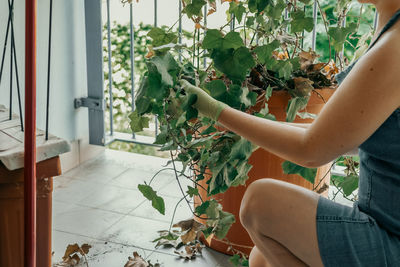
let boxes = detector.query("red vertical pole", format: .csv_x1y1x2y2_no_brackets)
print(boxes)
24,0,37,266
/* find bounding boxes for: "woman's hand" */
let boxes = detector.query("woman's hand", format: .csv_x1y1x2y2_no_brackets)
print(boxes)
180,79,227,121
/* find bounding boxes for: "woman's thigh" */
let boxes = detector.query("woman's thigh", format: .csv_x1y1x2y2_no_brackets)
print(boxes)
240,178,324,266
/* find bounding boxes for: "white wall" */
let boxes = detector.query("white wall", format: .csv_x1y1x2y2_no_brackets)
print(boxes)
0,0,89,142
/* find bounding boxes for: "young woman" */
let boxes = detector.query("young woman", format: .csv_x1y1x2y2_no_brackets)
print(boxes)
181,0,400,266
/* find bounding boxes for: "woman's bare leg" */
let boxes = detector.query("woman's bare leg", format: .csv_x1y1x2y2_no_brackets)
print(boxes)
240,178,324,267
249,243,308,267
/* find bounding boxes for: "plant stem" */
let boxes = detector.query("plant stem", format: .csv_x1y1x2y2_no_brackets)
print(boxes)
169,194,189,232
312,160,336,191
316,0,332,67
148,167,176,186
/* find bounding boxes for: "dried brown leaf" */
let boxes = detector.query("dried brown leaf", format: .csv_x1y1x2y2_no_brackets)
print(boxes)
62,244,80,262
293,77,314,97
124,252,149,267
80,244,91,255
173,218,203,232
181,229,197,244
174,245,195,260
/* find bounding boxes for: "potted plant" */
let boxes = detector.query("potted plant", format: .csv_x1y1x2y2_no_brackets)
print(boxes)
126,0,372,264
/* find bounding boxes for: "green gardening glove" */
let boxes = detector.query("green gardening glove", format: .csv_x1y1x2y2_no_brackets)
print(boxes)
180,79,228,121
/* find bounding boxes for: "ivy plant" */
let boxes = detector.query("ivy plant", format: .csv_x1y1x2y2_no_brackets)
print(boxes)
121,0,373,263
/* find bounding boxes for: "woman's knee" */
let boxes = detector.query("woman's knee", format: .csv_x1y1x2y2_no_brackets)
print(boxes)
239,178,277,229
249,246,269,267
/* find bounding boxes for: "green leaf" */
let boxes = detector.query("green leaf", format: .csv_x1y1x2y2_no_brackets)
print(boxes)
222,32,245,49
152,232,179,243
212,47,256,82
202,30,244,50
277,60,293,80
147,64,165,101
286,96,309,122
183,0,207,17
254,40,281,64
195,200,210,215
206,79,227,98
147,27,178,47
135,77,151,115
149,53,180,87
248,0,272,13
202,226,214,238
138,184,166,215
229,138,253,162
246,16,255,28
229,2,246,23
282,161,317,184
265,0,286,20
186,186,199,197
297,112,317,119
202,29,223,49
230,255,241,266
265,85,273,101
201,125,217,135
290,11,314,33
129,110,150,132
338,175,359,196
328,23,357,51
205,199,220,219
154,125,169,144
214,210,235,239
231,161,252,186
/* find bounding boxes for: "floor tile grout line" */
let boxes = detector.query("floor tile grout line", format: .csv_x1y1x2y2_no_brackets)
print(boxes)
53,201,147,217
61,168,129,183
52,229,157,256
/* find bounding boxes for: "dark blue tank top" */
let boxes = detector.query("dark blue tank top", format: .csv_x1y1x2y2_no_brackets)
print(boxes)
335,10,400,236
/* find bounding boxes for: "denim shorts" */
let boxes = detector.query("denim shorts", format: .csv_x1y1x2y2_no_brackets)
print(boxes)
316,196,400,266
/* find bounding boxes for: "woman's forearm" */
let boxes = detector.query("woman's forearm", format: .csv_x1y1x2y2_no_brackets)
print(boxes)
283,122,311,129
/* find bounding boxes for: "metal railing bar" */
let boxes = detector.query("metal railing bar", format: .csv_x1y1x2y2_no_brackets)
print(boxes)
154,0,158,136
340,13,346,63
9,20,13,120
203,4,207,68
178,0,182,62
10,9,23,131
197,28,200,69
154,0,158,27
373,10,378,30
130,2,136,139
301,5,306,49
45,0,53,140
106,0,114,135
312,0,318,51
0,0,13,91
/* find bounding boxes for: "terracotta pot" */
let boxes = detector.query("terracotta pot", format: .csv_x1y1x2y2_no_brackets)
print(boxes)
194,88,335,256
0,156,61,267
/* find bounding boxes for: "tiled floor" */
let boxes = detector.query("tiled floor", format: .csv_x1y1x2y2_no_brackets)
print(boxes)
52,149,352,266
52,149,232,266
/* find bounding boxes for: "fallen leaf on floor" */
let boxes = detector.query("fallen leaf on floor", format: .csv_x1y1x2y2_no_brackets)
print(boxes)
52,243,91,267
173,218,205,244
174,243,204,261
174,245,195,260
124,252,160,267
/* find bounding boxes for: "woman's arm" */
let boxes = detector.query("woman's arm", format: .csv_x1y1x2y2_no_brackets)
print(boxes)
285,122,359,155
217,29,400,167
283,122,311,129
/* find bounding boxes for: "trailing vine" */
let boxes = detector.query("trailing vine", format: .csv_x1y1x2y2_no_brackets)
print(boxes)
115,0,375,264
